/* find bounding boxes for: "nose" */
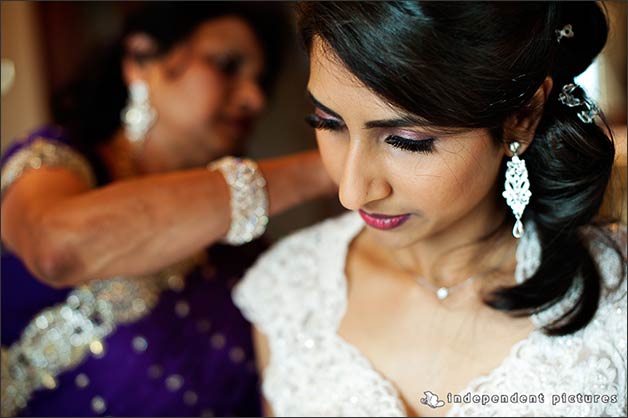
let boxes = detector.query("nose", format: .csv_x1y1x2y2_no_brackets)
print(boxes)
235,78,265,114
338,140,392,211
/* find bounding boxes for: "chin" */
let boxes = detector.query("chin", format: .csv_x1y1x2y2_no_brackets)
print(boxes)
208,139,243,160
217,131,248,155
364,226,425,250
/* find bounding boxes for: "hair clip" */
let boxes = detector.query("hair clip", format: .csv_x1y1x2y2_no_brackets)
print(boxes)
575,100,600,124
558,83,599,124
558,83,582,107
556,24,574,43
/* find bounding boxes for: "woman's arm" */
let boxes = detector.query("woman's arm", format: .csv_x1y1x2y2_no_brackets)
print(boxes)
1,150,333,287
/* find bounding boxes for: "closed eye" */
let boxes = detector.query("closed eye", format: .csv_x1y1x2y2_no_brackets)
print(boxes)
305,114,345,131
385,135,435,154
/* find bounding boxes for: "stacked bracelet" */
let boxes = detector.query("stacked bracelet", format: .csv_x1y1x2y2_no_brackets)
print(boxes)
208,156,269,245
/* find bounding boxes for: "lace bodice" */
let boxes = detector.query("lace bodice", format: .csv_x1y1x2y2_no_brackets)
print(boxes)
233,212,627,417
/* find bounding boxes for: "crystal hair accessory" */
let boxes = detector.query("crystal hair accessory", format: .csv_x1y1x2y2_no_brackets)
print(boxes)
558,83,600,124
208,156,269,245
555,24,574,43
502,141,531,239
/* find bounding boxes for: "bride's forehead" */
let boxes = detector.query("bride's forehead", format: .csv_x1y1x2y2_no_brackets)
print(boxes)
309,38,356,85
308,39,399,120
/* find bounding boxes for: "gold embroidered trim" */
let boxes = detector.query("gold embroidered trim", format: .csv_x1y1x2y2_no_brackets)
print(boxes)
1,138,96,198
1,254,205,416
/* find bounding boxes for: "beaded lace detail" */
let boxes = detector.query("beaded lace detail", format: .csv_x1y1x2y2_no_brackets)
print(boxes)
0,138,205,416
234,212,627,417
0,256,204,417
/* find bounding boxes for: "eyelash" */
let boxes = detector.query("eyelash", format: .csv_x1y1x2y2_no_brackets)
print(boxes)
305,114,343,131
384,135,435,154
305,114,435,154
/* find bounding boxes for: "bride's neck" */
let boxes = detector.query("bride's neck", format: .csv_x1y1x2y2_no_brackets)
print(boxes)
386,195,516,288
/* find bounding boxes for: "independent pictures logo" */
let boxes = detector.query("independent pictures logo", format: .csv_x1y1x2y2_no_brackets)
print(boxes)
420,391,445,408
419,391,619,409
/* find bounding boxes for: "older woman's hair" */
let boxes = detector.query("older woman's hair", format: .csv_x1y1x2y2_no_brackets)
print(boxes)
53,1,291,153
298,1,622,336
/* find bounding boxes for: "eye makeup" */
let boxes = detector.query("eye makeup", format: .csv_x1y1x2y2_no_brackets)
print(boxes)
305,91,437,154
305,113,344,131
306,112,436,154
383,128,435,153
385,135,435,154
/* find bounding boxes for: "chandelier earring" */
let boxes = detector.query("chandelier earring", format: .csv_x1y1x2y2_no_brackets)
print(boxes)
502,141,531,239
121,80,157,147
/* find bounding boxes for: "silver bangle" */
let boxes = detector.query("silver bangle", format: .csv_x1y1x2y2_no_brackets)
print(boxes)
208,156,269,245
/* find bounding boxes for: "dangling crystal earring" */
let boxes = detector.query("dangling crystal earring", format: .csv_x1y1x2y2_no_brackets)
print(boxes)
121,80,157,146
502,141,531,239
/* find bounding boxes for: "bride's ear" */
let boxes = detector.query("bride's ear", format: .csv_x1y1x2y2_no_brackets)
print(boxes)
502,77,553,155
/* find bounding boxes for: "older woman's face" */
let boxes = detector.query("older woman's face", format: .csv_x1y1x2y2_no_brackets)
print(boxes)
146,16,265,164
308,38,507,248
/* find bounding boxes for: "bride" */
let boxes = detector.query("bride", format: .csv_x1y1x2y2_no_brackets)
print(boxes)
234,2,626,416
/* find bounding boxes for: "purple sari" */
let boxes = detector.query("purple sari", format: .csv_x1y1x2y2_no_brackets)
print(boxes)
1,127,263,416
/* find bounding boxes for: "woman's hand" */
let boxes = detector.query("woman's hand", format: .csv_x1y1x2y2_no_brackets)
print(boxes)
260,149,337,215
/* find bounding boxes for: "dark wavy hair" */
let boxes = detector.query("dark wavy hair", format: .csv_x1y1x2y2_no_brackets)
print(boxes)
298,1,624,335
52,1,291,156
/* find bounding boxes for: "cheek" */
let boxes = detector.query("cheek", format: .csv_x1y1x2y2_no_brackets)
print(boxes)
395,141,502,214
181,67,227,116
316,134,346,186
156,67,227,124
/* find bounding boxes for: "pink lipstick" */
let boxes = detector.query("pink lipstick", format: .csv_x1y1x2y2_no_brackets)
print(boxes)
358,210,410,231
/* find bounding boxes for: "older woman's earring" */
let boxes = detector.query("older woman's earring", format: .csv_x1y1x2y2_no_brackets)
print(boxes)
121,80,157,145
502,141,531,239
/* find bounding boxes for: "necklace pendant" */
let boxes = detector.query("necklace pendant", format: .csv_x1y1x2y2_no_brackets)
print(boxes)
436,287,449,300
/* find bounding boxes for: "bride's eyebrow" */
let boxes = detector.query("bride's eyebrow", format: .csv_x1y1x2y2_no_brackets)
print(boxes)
306,91,343,120
307,89,456,136
308,90,432,131
364,117,418,129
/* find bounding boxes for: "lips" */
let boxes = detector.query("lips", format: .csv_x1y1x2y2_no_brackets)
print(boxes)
358,209,410,230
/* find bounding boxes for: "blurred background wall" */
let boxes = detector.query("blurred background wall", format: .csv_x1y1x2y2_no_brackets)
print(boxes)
1,2,49,149
580,1,627,223
1,1,626,234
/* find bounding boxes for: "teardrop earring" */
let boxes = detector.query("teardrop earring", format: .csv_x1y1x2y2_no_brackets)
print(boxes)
121,80,157,147
502,141,531,239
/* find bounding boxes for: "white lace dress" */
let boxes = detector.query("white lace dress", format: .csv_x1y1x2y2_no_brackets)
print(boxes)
233,212,627,417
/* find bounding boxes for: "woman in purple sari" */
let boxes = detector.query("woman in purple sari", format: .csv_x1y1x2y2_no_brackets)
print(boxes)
1,3,333,416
